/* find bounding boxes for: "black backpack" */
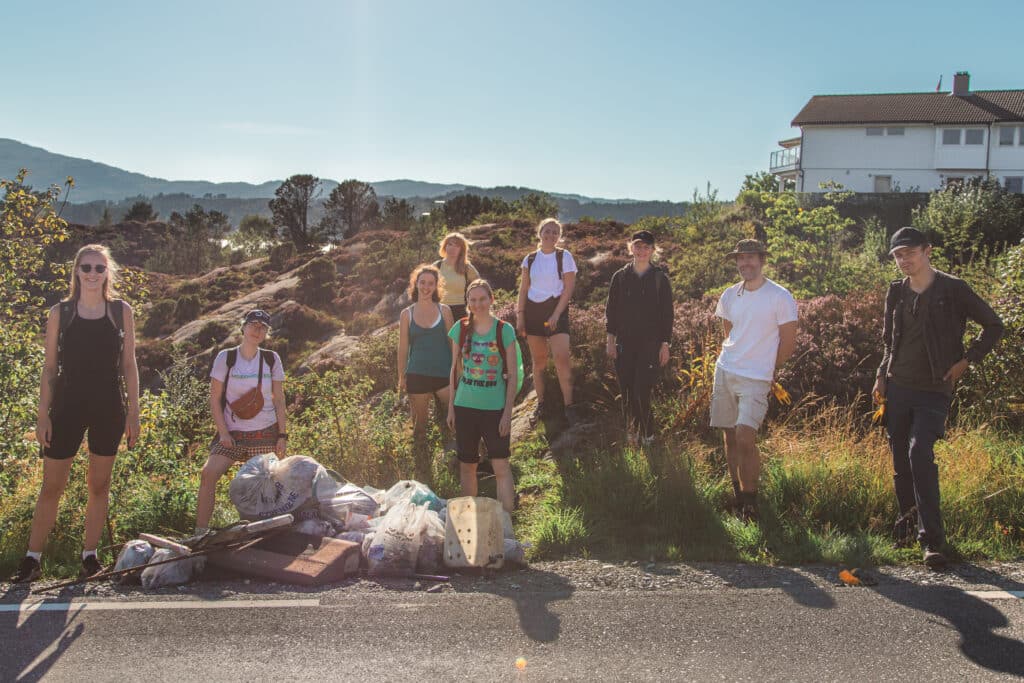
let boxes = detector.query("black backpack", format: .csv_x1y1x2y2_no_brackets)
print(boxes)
217,347,277,412
526,248,565,280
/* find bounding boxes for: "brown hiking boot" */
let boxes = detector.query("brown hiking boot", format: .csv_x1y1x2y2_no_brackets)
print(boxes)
923,546,948,569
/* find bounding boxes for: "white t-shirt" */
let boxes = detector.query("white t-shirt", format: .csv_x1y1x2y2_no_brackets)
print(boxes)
714,278,798,382
210,348,285,431
521,249,578,302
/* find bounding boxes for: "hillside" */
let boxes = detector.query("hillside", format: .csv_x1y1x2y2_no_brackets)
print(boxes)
2,138,690,223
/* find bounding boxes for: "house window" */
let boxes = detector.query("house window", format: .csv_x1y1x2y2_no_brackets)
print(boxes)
1000,127,1016,146
1006,177,1024,193
1019,127,1024,146
887,127,905,136
965,129,984,145
874,175,892,193
866,127,884,136
942,129,961,145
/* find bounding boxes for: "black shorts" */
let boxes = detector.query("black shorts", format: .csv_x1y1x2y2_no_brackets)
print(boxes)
406,373,449,395
44,400,125,460
454,405,510,463
524,297,569,337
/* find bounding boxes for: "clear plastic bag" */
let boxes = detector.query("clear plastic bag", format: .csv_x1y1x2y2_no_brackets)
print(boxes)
229,454,324,520
381,480,443,514
140,549,206,589
416,509,446,575
113,540,154,584
367,499,429,577
314,471,380,526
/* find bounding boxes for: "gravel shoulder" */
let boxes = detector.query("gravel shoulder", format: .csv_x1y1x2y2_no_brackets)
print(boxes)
4,559,1024,603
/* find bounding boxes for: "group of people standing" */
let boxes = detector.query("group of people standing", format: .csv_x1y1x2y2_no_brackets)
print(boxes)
11,219,1004,582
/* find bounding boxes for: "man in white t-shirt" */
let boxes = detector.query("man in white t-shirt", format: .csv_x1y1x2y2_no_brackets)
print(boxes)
711,239,798,521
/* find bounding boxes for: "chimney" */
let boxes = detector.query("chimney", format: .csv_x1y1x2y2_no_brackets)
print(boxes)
952,71,970,96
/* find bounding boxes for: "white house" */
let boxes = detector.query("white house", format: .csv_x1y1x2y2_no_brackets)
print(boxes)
771,73,1024,194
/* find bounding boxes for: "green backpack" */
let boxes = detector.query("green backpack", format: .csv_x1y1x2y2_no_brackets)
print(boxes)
458,318,525,396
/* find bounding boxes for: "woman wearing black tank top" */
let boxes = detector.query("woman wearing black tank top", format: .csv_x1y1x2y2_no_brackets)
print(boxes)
11,244,141,583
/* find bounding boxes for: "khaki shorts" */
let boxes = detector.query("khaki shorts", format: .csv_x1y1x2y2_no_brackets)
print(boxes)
709,366,771,430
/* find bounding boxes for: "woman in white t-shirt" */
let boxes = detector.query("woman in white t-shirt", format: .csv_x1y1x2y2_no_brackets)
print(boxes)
515,218,579,426
194,309,287,533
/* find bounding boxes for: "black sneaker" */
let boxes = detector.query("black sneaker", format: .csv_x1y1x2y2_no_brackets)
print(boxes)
11,556,41,583
532,401,548,428
892,510,917,549
564,404,580,427
80,554,104,579
739,503,760,523
923,546,948,569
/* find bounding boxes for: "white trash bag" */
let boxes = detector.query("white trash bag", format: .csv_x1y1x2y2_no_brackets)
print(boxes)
313,470,379,526
140,549,206,589
229,454,325,520
113,540,154,584
381,480,443,514
416,509,446,575
367,499,429,577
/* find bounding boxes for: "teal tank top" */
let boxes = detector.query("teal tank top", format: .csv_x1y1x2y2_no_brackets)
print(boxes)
406,304,452,378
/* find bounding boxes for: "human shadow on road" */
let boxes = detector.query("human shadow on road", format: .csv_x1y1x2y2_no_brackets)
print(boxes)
695,563,838,610
448,567,573,643
0,584,84,683
873,569,1024,677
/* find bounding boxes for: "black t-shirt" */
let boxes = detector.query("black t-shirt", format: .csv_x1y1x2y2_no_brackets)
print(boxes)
889,283,952,395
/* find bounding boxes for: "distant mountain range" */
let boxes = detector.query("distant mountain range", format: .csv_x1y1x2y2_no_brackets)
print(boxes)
0,138,689,223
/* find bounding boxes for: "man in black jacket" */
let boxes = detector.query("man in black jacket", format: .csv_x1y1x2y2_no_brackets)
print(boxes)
605,231,674,445
872,227,1004,568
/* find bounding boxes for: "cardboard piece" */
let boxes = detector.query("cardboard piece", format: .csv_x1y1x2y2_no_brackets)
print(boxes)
207,531,359,585
444,496,505,569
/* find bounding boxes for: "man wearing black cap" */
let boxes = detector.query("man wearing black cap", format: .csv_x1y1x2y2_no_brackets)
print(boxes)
873,227,1003,568
605,230,674,445
711,239,798,522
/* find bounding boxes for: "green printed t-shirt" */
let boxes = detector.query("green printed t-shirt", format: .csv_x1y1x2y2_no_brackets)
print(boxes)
448,318,508,411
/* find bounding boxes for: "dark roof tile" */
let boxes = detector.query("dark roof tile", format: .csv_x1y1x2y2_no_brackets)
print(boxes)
792,90,1024,126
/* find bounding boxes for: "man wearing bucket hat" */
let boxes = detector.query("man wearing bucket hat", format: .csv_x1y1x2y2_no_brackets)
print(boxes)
711,239,798,522
872,227,1003,568
194,308,287,535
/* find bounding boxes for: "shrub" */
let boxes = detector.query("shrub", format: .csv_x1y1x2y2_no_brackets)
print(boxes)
196,320,232,349
347,312,387,336
269,242,296,271
297,256,338,307
174,294,202,324
142,299,177,337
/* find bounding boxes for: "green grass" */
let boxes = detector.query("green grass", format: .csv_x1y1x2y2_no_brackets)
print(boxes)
2,385,1021,580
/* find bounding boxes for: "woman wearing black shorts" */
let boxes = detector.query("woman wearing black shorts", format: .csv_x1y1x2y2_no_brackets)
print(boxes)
12,244,140,583
516,218,578,426
398,264,454,483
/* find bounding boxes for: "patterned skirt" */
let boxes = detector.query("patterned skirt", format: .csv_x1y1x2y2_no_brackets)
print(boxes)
209,425,280,462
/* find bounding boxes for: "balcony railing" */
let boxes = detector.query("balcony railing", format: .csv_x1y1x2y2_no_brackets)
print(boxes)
770,146,800,172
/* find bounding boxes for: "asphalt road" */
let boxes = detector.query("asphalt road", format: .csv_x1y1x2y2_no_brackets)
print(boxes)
3,575,1023,682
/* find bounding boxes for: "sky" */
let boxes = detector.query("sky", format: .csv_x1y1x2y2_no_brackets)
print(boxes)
1,0,1019,200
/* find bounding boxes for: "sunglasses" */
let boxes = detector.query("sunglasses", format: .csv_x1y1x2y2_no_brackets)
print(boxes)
79,264,108,274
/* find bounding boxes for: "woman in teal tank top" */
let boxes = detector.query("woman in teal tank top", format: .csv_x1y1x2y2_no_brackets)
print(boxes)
398,264,454,483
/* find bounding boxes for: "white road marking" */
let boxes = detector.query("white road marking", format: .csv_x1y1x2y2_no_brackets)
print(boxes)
2,598,321,614
964,590,1024,600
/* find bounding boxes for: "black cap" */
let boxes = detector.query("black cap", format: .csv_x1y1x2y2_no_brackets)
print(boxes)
243,309,273,328
889,227,929,253
631,230,655,245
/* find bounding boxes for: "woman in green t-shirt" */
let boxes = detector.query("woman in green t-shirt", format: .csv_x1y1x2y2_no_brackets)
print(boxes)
446,279,518,512
397,264,454,483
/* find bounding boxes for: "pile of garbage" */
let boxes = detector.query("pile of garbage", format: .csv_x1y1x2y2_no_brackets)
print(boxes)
228,453,527,577
102,453,527,590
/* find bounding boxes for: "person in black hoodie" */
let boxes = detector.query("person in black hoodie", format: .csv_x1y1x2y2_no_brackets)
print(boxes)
605,230,673,445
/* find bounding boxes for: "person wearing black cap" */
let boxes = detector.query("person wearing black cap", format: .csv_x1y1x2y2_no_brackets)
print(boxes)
605,230,673,445
195,308,287,534
711,239,798,522
873,226,1003,568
